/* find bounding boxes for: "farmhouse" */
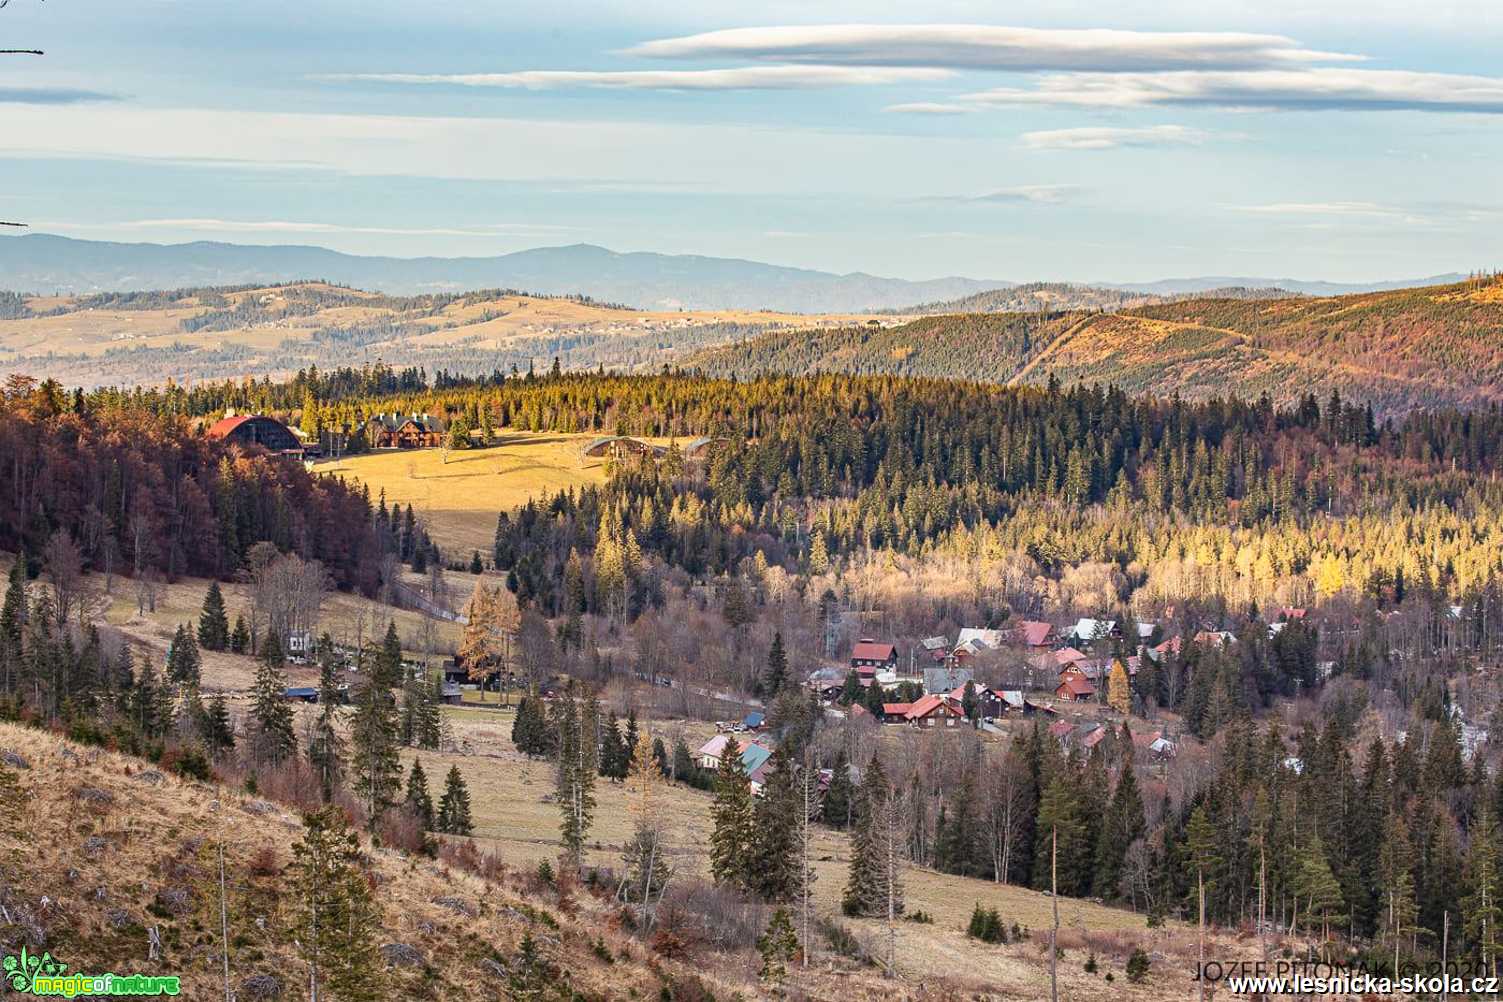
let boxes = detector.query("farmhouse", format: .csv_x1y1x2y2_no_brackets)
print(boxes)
1005,620,1056,650
581,436,664,460
850,639,897,673
1055,669,1096,701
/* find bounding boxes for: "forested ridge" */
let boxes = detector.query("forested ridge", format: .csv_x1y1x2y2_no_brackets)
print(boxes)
690,276,1503,416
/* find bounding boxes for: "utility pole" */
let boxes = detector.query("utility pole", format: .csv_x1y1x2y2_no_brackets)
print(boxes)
1198,867,1207,1002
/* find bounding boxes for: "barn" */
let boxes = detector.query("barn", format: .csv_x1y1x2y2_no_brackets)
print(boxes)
205,415,304,455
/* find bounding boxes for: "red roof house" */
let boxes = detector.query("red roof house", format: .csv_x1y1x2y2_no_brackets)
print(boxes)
1055,671,1096,701
850,639,897,671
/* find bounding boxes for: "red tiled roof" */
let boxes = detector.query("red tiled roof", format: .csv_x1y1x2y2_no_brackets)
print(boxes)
205,415,254,439
1048,720,1075,738
906,694,962,720
1081,726,1107,748
1153,636,1184,657
1015,621,1053,646
881,703,913,717
1052,647,1088,666
851,641,895,661
1057,674,1095,697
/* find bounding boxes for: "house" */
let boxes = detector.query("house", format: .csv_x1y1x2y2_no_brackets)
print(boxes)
282,686,319,703
903,693,966,727
1131,729,1178,759
364,413,445,449
1055,670,1096,701
286,630,316,657
850,639,897,672
955,627,1006,653
1006,620,1056,649
742,711,766,731
923,666,972,694
919,636,950,662
1081,725,1108,751
880,702,914,723
1048,719,1076,745
1146,636,1183,662
1070,618,1118,645
948,683,1008,720
440,681,463,705
694,734,772,772
206,414,305,457
998,690,1051,716
1194,630,1237,649
1051,647,1090,668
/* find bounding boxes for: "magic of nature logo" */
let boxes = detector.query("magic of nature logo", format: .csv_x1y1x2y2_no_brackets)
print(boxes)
3,947,179,997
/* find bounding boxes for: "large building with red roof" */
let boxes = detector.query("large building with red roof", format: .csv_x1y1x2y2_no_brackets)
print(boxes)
205,415,304,455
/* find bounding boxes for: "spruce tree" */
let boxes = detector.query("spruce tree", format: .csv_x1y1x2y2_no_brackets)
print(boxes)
197,582,229,652
554,684,597,869
709,736,755,890
600,712,628,781
291,805,384,1002
1463,802,1503,968
757,908,799,993
437,764,474,835
406,758,435,829
376,620,403,689
307,654,346,797
751,744,801,902
249,641,296,766
167,624,201,685
823,748,854,829
763,632,788,695
349,673,401,825
843,758,892,917
229,615,250,655
205,692,235,758
0,550,27,692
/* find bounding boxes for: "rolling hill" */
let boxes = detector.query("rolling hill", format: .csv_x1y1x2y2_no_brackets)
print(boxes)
689,277,1503,416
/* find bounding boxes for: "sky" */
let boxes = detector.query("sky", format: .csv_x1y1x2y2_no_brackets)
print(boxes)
2,0,1501,283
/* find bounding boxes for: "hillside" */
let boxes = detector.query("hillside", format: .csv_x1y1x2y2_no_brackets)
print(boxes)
0,281,888,389
0,234,1009,312
689,277,1503,415
887,280,1293,316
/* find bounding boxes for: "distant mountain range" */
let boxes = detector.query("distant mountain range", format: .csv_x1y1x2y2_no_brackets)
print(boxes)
0,233,1466,314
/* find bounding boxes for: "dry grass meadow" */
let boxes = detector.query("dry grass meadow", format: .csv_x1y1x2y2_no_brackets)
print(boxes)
321,431,679,555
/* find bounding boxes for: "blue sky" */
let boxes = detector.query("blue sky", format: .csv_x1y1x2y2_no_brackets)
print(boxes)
2,0,1501,282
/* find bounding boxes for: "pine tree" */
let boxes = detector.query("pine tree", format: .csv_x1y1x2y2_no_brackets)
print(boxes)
437,764,473,836
600,712,628,781
167,624,201,685
197,582,229,652
763,632,788,695
204,692,235,758
757,908,799,994
751,744,801,902
349,674,401,825
249,642,296,766
306,654,346,798
844,759,902,919
405,758,434,830
1464,803,1503,968
290,805,384,1002
709,736,755,891
375,621,403,689
554,684,597,869
229,614,250,655
1035,774,1089,897
823,748,854,829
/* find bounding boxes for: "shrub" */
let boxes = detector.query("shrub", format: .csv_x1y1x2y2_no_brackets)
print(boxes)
246,845,280,878
1126,947,1151,983
376,806,427,855
904,909,934,924
816,916,872,965
658,880,766,952
966,903,1006,944
1084,952,1098,974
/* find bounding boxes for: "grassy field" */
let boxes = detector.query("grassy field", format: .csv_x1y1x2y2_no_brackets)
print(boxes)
416,703,1253,998
321,431,647,555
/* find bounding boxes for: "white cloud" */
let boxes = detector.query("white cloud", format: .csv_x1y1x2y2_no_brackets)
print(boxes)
965,68,1503,112
627,25,1360,72
323,65,951,91
1020,124,1212,150
882,101,974,115
1235,201,1397,215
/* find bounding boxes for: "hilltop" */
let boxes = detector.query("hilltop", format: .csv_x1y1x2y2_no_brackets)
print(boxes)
689,277,1503,416
0,281,889,389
